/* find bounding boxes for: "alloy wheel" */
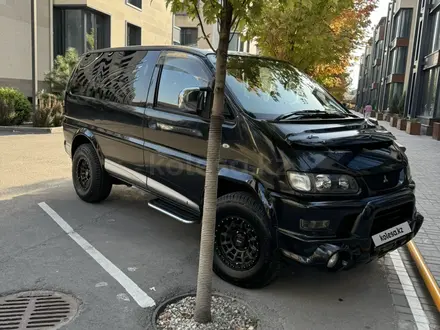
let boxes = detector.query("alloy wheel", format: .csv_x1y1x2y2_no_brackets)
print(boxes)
215,216,260,271
76,158,91,190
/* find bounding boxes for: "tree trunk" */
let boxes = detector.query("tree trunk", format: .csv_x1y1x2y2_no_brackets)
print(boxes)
194,1,233,324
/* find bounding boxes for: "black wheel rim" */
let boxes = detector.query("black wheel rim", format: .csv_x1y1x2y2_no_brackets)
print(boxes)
215,216,260,271
76,158,91,190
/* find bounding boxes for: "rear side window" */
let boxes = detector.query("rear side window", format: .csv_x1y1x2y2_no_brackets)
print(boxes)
68,50,159,107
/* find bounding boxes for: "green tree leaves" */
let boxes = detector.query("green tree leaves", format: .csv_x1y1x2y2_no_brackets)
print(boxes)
247,0,377,99
44,48,79,96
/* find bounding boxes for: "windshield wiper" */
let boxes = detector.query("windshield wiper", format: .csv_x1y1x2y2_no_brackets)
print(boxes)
274,110,346,122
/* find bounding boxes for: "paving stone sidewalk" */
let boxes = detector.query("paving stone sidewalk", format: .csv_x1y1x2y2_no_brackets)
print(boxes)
380,121,440,288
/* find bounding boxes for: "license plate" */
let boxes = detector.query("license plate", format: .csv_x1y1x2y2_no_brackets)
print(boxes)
372,222,412,247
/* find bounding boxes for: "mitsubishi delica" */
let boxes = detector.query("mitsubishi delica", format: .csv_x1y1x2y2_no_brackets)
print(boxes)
63,46,424,288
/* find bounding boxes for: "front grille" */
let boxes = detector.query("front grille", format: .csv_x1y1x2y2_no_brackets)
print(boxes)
363,169,403,192
371,202,414,235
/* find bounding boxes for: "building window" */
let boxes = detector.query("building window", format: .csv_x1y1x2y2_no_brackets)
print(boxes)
173,26,181,45
180,28,198,46
389,47,408,74
421,67,439,117
429,9,440,54
387,83,404,107
85,11,109,51
415,21,423,58
375,40,384,59
127,0,142,9
392,9,412,39
127,23,141,46
228,33,240,51
54,7,110,57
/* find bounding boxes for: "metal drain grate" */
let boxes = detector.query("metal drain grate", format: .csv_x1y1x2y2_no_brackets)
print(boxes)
0,291,79,330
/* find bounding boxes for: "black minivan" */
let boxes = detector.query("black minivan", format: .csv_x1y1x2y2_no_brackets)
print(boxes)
63,45,424,288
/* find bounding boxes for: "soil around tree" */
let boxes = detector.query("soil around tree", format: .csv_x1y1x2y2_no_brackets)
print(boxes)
155,294,258,330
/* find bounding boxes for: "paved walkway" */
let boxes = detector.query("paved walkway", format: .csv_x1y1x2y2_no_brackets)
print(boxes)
380,121,440,289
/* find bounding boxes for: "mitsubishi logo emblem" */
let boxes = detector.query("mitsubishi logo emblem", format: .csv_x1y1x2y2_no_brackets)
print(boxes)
383,175,389,183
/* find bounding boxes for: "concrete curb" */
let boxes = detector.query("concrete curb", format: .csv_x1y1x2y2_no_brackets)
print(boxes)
0,126,63,134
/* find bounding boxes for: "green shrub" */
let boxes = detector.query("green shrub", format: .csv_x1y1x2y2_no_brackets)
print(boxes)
33,91,64,127
0,100,15,125
44,48,79,96
0,87,32,125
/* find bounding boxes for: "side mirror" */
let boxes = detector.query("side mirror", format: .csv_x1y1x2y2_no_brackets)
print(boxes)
395,141,407,153
178,86,213,116
178,87,202,113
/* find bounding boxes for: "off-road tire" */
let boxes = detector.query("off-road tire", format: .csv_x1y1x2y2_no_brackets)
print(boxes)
72,143,112,203
213,192,280,288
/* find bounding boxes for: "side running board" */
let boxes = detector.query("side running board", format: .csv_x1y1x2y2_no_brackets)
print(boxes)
148,198,200,224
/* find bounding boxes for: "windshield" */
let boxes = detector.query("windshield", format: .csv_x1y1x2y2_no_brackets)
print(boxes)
207,54,349,120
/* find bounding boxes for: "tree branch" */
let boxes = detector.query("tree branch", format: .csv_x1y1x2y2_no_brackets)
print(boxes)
229,17,242,44
194,2,216,52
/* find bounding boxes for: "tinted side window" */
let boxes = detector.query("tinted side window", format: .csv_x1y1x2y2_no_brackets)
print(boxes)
156,52,210,111
68,52,100,96
69,50,159,107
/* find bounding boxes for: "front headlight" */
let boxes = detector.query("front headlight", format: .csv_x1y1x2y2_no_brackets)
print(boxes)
287,171,359,194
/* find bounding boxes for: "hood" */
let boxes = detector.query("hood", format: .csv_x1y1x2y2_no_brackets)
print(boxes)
258,117,395,150
253,117,406,176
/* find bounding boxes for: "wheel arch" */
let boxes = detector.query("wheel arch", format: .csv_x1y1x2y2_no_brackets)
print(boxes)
216,168,277,226
71,129,104,166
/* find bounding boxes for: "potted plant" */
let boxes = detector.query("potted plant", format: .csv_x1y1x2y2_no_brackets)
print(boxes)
406,118,421,135
396,117,407,130
389,95,399,127
433,122,440,141
389,115,399,127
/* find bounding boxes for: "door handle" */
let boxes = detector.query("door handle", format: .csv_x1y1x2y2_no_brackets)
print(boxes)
157,122,175,131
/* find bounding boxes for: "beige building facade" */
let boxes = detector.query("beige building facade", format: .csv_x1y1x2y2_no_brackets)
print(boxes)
0,0,52,97
0,0,173,97
173,11,258,54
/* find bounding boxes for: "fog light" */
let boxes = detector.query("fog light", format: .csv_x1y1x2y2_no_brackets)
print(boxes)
327,253,339,268
300,219,330,230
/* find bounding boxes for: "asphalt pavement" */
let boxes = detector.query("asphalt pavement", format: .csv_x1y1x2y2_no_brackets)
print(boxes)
0,131,439,330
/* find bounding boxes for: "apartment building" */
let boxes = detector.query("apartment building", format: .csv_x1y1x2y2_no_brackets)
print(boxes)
356,16,386,110
356,0,440,134
356,0,417,112
356,38,373,109
172,9,258,53
406,0,440,134
0,0,173,97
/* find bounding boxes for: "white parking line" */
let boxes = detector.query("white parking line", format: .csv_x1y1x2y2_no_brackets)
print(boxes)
390,249,430,329
38,202,155,308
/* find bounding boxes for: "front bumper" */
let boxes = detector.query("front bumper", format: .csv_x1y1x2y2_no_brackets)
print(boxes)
274,188,424,270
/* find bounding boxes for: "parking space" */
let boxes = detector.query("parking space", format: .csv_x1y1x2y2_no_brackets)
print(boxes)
1,132,439,329
1,180,399,330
